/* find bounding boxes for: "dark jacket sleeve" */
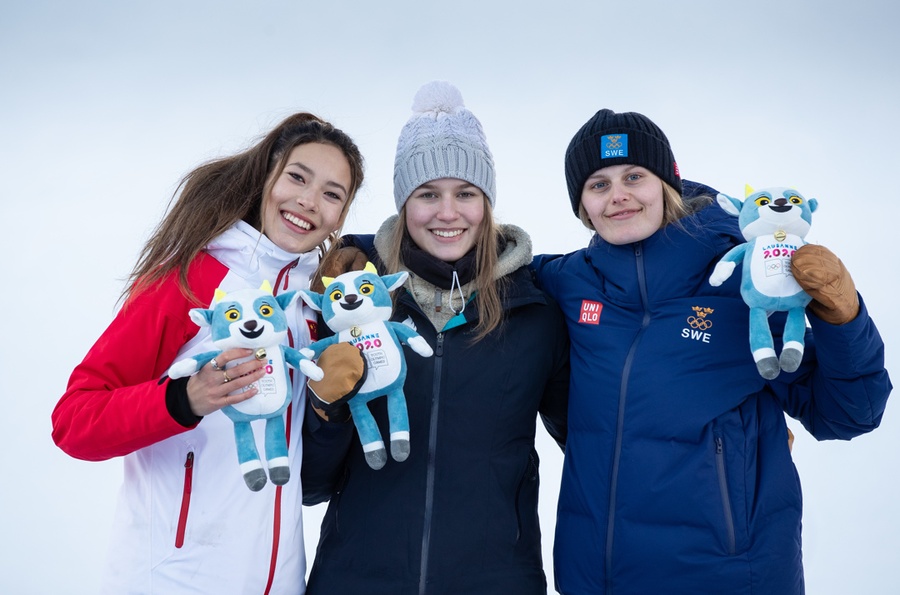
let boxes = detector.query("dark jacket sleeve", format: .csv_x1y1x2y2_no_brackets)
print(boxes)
301,398,356,505
773,295,892,440
537,294,570,451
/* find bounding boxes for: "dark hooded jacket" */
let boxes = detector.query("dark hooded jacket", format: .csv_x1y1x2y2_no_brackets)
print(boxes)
302,221,569,595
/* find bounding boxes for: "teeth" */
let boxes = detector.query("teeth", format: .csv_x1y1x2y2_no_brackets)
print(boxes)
283,212,312,230
432,229,463,238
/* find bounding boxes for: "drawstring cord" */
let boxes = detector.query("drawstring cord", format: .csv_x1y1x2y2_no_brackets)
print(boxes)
449,270,466,315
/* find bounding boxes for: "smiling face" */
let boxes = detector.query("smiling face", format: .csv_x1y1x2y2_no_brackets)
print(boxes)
579,164,665,245
261,142,352,254
404,178,486,262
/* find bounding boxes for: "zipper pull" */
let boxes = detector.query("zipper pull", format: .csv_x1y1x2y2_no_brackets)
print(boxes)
434,288,442,313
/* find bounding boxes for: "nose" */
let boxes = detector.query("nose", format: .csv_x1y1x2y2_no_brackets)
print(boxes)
296,188,319,212
609,181,629,203
436,196,458,220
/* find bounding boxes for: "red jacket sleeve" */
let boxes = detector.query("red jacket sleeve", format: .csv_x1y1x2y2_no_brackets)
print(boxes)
51,254,227,461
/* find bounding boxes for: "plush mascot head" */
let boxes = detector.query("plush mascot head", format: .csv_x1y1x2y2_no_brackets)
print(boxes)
190,281,295,350
709,186,818,379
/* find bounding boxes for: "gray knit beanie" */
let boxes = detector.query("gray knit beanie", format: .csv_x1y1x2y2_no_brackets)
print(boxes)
393,81,496,211
564,109,682,216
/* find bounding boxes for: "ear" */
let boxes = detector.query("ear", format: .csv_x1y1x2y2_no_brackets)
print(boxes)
188,308,214,328
808,197,819,213
381,271,409,292
275,290,298,310
716,193,743,217
299,289,324,312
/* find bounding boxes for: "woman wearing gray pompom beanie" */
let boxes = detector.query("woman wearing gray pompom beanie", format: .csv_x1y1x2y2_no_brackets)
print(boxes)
303,81,569,595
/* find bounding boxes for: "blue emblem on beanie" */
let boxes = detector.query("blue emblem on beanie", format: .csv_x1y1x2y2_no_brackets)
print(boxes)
600,134,628,158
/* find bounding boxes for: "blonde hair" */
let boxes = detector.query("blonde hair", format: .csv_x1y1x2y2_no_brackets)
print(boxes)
382,196,505,342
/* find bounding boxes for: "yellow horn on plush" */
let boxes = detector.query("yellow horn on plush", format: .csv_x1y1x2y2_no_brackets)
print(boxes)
364,261,377,273
214,288,227,303
259,280,273,294
321,276,335,287
744,184,755,198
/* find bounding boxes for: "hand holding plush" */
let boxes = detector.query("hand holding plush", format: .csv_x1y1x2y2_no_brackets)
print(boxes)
300,262,434,470
168,281,322,491
710,186,818,379
791,244,859,325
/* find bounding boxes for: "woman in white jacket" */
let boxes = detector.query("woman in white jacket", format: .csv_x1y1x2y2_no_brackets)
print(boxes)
52,112,364,594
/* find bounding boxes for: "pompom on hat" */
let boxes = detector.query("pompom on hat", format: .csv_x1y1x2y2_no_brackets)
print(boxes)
393,81,496,211
564,109,682,216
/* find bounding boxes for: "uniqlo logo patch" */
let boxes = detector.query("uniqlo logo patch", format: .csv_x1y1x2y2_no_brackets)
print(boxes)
579,300,603,325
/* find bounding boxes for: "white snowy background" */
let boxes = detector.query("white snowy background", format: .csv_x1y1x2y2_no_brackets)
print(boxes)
2,1,898,593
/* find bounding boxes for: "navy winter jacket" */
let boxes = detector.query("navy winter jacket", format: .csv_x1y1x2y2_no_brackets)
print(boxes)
533,193,891,595
303,234,570,595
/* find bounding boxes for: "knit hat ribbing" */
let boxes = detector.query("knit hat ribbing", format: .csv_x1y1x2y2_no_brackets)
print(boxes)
564,109,682,216
393,81,496,211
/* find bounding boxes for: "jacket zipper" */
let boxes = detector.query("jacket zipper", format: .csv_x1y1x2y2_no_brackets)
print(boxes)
419,332,445,595
175,451,194,548
263,259,298,594
715,435,737,555
605,243,650,593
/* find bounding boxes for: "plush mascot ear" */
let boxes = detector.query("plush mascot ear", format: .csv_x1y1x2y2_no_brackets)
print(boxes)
381,271,410,292
276,290,298,311
188,307,215,328
716,193,743,217
299,289,325,312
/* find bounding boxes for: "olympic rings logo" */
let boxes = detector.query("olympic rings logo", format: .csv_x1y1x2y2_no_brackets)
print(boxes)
687,316,713,330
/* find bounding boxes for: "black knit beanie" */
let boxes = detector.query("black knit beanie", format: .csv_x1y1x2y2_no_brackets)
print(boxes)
564,109,682,216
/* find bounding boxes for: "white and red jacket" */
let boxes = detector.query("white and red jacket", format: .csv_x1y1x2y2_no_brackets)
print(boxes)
52,222,320,594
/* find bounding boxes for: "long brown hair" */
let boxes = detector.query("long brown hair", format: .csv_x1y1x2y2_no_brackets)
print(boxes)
125,112,364,304
382,196,504,343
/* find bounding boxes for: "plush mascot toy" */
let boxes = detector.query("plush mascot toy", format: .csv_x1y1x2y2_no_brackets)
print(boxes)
299,262,434,470
168,281,323,491
709,186,818,379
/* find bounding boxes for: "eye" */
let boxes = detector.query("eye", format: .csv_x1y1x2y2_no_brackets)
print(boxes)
789,195,803,205
626,173,642,182
329,289,343,302
324,191,344,202
259,304,274,317
225,308,241,321
754,197,771,207
359,282,374,295
288,172,306,183
590,181,608,191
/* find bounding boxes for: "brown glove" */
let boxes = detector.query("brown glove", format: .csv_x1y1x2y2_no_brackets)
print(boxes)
312,246,370,293
308,342,367,422
791,244,859,325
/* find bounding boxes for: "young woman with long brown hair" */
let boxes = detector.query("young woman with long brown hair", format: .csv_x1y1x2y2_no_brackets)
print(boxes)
52,112,364,594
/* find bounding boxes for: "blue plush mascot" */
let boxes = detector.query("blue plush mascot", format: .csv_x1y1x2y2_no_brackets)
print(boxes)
709,186,818,379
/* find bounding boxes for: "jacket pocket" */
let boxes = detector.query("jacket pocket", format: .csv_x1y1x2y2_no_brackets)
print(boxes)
713,435,736,555
175,451,194,548
514,451,540,542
